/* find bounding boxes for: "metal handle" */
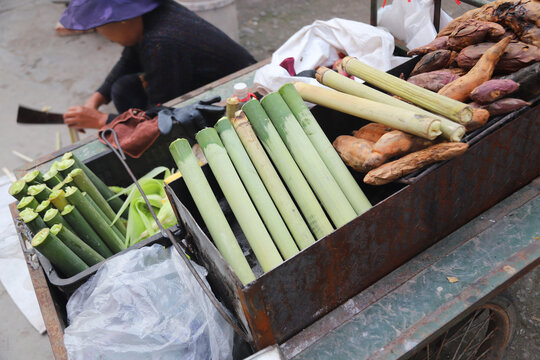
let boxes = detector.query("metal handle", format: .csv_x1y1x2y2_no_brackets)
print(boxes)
99,128,250,342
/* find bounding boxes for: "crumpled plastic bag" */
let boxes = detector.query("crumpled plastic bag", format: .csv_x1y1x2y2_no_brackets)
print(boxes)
63,244,234,360
253,18,405,93
378,0,453,50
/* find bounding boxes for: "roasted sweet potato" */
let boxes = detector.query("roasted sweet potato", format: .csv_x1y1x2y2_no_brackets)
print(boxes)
501,62,540,99
353,123,392,143
407,70,461,92
410,50,456,76
447,19,505,51
484,98,531,116
333,135,374,173
456,41,540,73
521,26,540,48
407,36,449,56
470,79,519,104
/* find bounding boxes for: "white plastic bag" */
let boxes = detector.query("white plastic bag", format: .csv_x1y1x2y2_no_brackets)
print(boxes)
378,0,453,50
253,18,404,93
64,244,234,360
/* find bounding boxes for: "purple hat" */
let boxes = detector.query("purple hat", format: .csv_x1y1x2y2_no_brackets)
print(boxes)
59,0,161,31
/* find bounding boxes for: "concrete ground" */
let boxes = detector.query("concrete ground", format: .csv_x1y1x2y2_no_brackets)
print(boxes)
0,0,537,359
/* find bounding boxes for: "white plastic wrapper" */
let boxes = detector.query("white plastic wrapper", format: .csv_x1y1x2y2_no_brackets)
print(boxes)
378,0,453,50
64,244,234,360
253,18,405,93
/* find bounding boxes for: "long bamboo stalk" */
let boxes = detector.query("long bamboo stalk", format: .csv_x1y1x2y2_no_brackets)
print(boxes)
70,168,126,236
215,117,299,259
17,196,39,212
261,92,357,228
169,138,256,285
9,180,28,201
316,67,466,142
49,189,69,211
50,224,104,266
36,200,53,216
19,209,47,235
28,184,51,203
231,112,315,250
294,82,442,140
43,167,64,188
43,208,75,233
62,205,113,258
196,128,284,272
31,228,88,277
279,83,373,215
65,186,126,253
342,56,473,124
82,192,126,242
22,170,43,186
242,99,334,239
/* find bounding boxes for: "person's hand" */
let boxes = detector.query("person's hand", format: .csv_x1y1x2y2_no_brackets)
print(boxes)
64,106,108,129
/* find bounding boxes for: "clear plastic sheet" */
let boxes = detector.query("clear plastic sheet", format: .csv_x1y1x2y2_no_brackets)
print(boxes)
64,244,234,360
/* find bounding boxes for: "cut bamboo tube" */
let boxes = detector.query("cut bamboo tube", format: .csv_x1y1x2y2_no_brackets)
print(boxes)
196,128,283,272
169,138,255,285
17,196,39,212
31,228,88,277
20,209,47,235
231,112,315,250
22,170,43,186
36,200,53,216
49,189,69,211
316,67,466,142
342,56,473,124
43,167,64,188
43,208,75,233
279,83,372,214
215,117,299,259
9,180,28,201
50,224,104,266
294,82,442,140
261,92,357,228
28,184,51,203
65,186,126,253
62,205,113,258
242,99,334,239
226,97,240,120
82,192,125,242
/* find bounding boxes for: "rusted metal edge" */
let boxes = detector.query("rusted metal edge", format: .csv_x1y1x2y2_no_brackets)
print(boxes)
9,203,68,360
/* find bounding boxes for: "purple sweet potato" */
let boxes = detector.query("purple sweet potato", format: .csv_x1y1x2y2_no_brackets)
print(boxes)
484,98,531,116
410,50,455,76
407,36,449,56
447,19,505,51
407,70,461,92
469,79,520,104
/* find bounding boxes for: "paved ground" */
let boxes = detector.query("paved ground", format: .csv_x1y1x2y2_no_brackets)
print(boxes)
0,1,537,359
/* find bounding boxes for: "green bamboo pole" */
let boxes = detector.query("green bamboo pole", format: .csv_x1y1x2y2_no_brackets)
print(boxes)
262,92,358,228
43,167,64,188
9,180,28,201
242,99,334,239
27,184,51,203
231,112,315,250
342,56,473,124
62,205,113,258
50,224,105,266
19,209,47,235
36,200,53,216
196,128,283,272
63,152,124,213
215,117,299,259
49,189,69,211
82,192,125,242
22,169,43,186
70,168,126,236
169,138,256,285
43,208,75,233
31,228,88,277
65,186,126,254
316,68,465,142
279,83,372,214
17,196,39,212
56,158,76,177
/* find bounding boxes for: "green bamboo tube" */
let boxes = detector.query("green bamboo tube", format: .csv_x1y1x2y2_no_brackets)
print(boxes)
43,167,64,188
169,138,256,285
65,186,126,254
215,117,299,259
27,184,51,203
43,208,75,233
19,209,47,235
56,158,76,177
63,152,123,213
196,128,283,272
293,82,442,140
49,189,69,211
279,83,373,214
82,192,125,242
231,112,315,250
70,168,126,236
36,200,53,216
316,67,465,142
31,228,88,277
9,180,28,201
50,224,105,266
242,99,334,239
342,56,473,124
17,196,39,212
62,205,113,258
22,170,43,186
262,92,358,228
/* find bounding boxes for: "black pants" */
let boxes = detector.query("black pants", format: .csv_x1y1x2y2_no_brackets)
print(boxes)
107,74,149,123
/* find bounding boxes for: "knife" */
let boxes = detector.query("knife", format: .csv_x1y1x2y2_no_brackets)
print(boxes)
17,105,64,124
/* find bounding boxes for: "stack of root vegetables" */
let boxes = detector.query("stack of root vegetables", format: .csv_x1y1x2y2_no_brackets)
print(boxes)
9,152,128,277
305,0,539,185
169,84,372,285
